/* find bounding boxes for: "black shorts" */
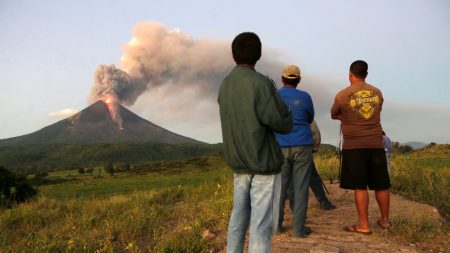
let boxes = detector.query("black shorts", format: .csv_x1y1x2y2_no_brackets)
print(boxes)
340,148,390,190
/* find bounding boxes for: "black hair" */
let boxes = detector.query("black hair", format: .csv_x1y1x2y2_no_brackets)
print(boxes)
350,60,368,79
282,76,300,86
231,32,261,65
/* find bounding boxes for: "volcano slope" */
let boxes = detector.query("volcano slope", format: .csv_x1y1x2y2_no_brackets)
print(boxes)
0,101,203,147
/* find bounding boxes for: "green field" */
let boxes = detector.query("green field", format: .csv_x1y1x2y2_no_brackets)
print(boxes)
39,169,229,200
0,145,449,252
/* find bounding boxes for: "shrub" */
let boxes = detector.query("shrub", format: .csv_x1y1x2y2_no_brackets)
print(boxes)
34,172,48,178
0,166,37,208
113,162,130,172
397,145,413,154
104,163,114,176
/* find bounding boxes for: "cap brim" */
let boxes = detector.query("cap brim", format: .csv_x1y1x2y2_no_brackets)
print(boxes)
283,75,300,79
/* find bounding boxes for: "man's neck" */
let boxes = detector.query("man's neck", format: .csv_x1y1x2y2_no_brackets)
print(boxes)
350,79,365,85
237,64,255,69
284,84,297,88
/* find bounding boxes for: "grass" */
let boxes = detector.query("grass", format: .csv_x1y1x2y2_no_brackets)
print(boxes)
39,169,228,200
388,215,449,252
0,186,232,252
36,155,228,200
314,155,340,182
0,155,234,252
390,155,450,220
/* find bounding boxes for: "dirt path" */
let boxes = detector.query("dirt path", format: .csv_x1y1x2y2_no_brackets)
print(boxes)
270,182,443,253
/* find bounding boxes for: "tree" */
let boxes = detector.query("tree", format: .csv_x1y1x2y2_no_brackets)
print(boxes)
114,162,130,172
397,145,413,154
393,141,400,150
104,163,114,176
0,166,37,208
34,172,48,178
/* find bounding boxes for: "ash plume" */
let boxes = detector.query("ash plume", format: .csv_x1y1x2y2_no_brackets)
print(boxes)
89,65,135,105
88,21,334,138
88,22,231,106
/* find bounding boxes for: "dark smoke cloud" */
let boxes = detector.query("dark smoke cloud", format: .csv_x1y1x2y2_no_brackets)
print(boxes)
89,65,137,105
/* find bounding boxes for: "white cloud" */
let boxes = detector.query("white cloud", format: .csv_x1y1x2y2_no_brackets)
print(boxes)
48,108,79,119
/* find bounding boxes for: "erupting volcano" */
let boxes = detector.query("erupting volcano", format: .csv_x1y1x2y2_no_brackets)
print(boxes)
0,22,231,147
0,101,203,147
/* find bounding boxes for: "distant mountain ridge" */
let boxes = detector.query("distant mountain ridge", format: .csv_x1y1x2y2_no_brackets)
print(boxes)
0,101,203,147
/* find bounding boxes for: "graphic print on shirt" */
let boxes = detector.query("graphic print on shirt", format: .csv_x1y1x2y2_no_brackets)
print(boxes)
348,90,380,120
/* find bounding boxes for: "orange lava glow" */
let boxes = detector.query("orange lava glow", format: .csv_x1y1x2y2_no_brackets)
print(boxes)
102,95,124,131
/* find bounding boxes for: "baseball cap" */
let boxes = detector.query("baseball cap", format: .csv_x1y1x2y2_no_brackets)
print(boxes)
282,65,301,79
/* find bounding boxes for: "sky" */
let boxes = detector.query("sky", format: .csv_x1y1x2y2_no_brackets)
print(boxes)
0,0,449,145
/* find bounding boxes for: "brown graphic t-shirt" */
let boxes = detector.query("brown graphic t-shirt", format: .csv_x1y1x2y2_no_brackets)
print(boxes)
331,82,384,149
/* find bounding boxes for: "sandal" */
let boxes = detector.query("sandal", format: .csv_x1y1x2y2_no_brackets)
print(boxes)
377,219,391,229
343,225,372,235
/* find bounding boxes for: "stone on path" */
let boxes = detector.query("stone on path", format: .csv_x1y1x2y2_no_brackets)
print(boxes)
310,244,340,253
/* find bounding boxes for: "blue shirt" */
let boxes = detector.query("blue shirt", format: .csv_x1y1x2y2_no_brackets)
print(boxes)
275,87,314,147
383,135,392,153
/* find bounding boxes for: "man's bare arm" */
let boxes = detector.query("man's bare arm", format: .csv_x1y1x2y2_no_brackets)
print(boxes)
331,97,341,120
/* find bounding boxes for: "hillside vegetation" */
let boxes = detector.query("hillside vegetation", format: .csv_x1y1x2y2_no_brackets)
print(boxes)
0,142,222,173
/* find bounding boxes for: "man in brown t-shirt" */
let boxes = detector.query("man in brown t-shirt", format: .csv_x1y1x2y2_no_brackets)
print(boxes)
331,60,391,234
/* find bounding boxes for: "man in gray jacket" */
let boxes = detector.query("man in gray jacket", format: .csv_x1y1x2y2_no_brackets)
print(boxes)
218,32,293,253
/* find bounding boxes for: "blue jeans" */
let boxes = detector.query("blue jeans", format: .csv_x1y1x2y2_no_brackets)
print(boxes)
272,173,281,235
227,173,276,253
278,145,312,235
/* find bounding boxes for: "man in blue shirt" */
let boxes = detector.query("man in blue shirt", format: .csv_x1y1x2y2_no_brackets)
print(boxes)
275,65,315,237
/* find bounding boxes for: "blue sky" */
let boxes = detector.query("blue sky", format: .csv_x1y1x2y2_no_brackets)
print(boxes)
0,0,449,144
